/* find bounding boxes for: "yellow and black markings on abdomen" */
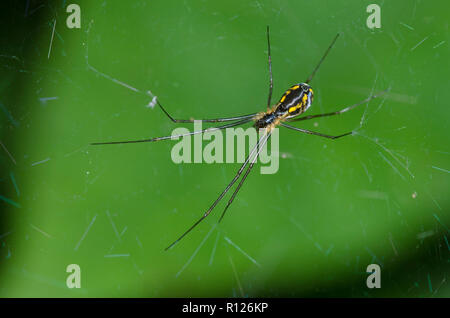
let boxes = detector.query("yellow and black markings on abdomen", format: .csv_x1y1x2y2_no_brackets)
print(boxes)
254,83,314,129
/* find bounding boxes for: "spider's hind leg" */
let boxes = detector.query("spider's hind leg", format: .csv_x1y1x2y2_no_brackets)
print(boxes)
157,100,256,123
266,25,274,112
281,123,352,140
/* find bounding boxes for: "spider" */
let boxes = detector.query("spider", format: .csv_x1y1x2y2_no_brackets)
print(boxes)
92,26,388,250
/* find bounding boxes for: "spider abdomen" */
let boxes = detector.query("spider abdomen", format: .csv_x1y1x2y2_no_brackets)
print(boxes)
254,83,314,129
276,83,313,118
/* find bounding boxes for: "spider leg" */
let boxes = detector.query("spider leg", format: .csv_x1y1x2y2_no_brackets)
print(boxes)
157,100,256,123
218,132,272,223
266,26,273,111
281,123,352,140
91,118,252,145
165,132,269,251
287,88,390,123
305,33,340,84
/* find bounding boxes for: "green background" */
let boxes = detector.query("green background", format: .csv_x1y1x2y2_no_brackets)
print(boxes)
0,0,449,297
